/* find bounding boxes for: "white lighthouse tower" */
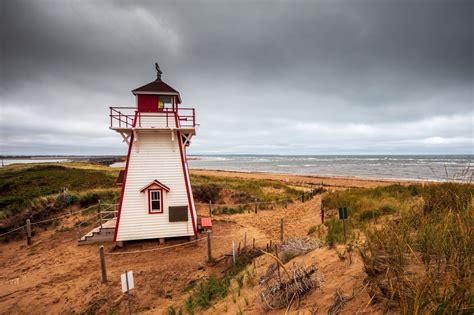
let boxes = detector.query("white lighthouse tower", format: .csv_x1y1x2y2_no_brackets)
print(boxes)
110,64,197,243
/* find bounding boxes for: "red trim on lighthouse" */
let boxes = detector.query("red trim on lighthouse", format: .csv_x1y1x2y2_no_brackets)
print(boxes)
177,131,197,237
113,132,133,242
113,113,138,242
139,180,170,192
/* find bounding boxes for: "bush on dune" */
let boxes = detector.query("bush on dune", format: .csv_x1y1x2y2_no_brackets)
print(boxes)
212,206,246,215
190,174,303,203
193,184,222,203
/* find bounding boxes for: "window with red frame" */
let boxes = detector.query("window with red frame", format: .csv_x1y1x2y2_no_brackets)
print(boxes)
149,190,162,213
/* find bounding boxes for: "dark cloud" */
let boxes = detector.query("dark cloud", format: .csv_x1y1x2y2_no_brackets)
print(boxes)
1,0,473,155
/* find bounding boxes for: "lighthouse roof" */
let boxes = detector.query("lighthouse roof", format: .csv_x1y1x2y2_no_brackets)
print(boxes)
132,63,182,103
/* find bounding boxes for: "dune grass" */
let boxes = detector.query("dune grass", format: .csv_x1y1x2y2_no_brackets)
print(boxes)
190,174,304,204
361,183,473,313
174,250,259,314
0,163,120,220
323,183,473,313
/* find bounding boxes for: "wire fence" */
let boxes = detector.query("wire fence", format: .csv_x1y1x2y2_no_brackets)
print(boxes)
194,192,311,208
2,188,328,292
0,189,322,239
0,225,27,238
0,203,103,238
1,187,326,264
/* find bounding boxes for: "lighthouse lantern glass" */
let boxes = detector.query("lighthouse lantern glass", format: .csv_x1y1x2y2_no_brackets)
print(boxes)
158,95,172,110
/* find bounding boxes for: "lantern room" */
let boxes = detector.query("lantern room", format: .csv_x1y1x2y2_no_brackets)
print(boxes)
109,63,195,130
132,63,182,113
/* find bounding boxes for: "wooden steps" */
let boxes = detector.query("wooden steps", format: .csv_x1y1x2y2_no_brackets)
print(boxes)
78,219,116,245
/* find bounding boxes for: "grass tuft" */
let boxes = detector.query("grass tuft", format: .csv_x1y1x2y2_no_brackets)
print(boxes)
359,183,473,313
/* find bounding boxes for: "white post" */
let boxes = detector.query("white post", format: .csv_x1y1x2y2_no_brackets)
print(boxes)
125,271,132,315
232,240,236,267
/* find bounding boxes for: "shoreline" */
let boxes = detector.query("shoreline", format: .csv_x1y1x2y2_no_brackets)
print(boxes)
0,160,462,185
190,167,439,183
190,168,426,189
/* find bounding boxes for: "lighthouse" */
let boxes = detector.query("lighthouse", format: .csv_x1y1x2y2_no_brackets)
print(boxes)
110,64,197,243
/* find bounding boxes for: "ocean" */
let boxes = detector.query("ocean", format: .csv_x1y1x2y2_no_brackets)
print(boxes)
188,155,473,182
3,155,472,182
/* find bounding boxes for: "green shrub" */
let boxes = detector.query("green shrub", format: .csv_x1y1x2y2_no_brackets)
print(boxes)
311,187,327,195
325,217,353,246
408,185,420,196
182,248,261,312
214,206,246,215
358,204,397,221
307,225,319,235
166,306,183,315
193,184,222,203
79,193,100,207
190,174,303,204
190,276,231,310
184,296,194,315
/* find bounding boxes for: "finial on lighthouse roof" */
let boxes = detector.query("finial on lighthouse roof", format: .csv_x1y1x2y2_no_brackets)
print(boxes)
155,62,162,81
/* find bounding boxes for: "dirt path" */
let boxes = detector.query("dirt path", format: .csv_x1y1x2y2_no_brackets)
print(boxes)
217,195,322,242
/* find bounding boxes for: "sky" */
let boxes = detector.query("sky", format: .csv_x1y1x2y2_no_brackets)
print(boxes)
1,0,473,156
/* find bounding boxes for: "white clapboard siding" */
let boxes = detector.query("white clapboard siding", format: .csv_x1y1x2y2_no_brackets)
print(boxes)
136,113,178,129
115,129,196,241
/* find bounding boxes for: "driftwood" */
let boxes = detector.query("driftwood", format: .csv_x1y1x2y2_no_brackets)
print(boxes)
328,288,351,315
279,238,323,263
260,265,320,310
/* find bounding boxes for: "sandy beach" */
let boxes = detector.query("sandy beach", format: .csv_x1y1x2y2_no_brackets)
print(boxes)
191,168,419,189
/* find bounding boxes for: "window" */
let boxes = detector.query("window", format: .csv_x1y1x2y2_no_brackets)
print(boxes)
149,190,163,213
158,95,172,110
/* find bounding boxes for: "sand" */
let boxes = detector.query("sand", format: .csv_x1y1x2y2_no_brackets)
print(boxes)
191,168,417,189
0,170,397,314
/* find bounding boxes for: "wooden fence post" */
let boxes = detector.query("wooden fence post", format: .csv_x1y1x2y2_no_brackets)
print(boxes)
98,199,102,228
280,218,284,243
232,241,236,267
207,230,212,262
26,219,32,245
99,246,107,282
275,245,281,280
253,238,255,249
321,200,325,224
254,198,258,214
243,232,247,249
208,200,212,217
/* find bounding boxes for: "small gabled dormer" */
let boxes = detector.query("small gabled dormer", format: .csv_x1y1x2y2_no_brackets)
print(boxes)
140,180,170,214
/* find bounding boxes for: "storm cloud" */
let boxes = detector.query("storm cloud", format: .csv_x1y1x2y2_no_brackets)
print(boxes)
1,0,473,155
